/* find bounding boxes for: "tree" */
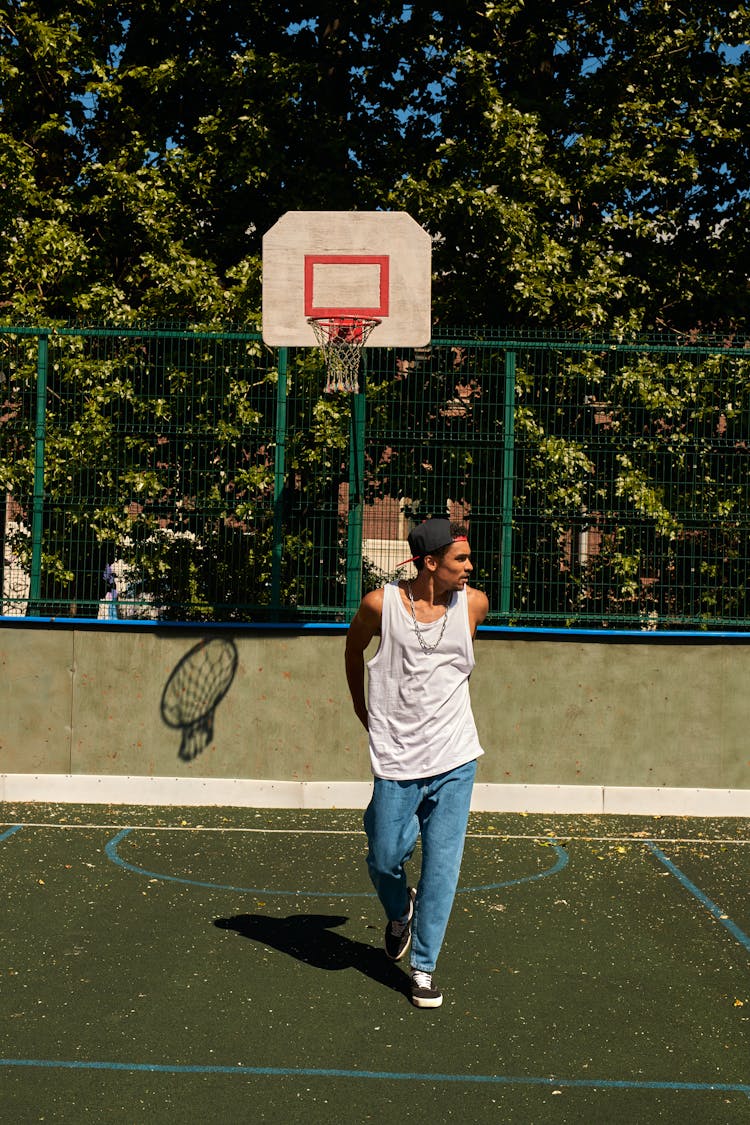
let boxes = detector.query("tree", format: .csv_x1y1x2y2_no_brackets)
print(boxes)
392,2,750,331
2,2,750,625
1,2,748,329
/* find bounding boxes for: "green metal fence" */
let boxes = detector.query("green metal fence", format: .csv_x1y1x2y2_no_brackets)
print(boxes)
2,325,750,630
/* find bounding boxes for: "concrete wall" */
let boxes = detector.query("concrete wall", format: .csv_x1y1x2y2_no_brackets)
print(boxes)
2,623,750,811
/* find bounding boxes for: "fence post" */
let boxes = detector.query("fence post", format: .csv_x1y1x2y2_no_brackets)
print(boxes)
270,346,288,613
500,349,516,618
345,383,366,616
28,332,49,614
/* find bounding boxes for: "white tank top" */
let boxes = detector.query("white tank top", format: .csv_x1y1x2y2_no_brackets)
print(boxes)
366,582,484,779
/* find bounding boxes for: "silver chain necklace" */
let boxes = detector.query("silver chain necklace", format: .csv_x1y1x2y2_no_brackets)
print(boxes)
407,582,450,654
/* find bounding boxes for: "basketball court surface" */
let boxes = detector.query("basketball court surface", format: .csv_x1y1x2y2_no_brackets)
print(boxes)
2,803,749,1122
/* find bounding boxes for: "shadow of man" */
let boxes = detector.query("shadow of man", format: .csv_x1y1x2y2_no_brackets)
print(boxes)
214,913,409,998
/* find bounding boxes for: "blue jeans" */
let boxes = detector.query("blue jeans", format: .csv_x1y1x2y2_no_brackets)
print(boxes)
363,759,477,973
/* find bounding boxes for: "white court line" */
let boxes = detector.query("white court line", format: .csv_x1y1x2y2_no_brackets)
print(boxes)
2,821,750,846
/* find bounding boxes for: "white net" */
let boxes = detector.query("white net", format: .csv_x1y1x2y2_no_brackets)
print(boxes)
308,316,380,393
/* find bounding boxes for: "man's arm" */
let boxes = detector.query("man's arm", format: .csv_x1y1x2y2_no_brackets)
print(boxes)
344,590,383,731
467,586,489,638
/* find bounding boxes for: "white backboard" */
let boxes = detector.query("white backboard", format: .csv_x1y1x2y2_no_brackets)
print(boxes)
262,211,432,347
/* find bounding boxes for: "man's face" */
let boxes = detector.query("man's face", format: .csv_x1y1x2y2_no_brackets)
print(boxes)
429,541,473,589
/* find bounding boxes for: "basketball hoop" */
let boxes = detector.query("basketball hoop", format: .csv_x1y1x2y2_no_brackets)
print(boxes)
308,315,381,394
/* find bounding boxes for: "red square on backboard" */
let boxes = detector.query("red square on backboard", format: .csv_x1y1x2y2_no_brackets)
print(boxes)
304,255,390,318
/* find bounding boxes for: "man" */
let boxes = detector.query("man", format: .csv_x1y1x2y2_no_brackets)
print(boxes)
345,516,489,1008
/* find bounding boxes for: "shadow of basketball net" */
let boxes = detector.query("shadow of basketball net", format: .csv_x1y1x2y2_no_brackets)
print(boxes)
160,638,238,761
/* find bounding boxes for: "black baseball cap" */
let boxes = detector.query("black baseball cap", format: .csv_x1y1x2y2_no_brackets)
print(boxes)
399,517,468,566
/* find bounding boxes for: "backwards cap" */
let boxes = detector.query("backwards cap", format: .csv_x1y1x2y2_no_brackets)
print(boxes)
399,517,467,566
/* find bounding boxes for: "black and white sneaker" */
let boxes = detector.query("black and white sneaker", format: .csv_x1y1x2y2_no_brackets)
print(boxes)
410,969,443,1009
384,886,416,961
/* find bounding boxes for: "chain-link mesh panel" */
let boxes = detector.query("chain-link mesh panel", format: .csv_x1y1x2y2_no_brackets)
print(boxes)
3,326,750,629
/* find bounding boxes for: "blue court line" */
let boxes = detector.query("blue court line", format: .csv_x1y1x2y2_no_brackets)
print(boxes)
0,1057,748,1093
0,825,22,843
105,829,568,898
646,842,750,954
458,843,568,892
